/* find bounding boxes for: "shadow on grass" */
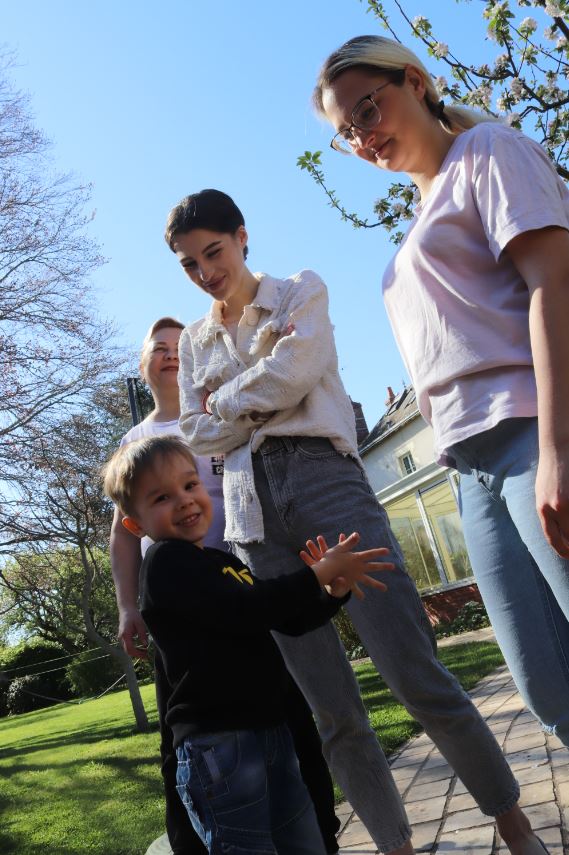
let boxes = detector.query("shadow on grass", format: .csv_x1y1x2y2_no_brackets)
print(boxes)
0,718,160,762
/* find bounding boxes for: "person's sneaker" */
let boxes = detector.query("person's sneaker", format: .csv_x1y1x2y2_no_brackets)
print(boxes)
144,833,174,855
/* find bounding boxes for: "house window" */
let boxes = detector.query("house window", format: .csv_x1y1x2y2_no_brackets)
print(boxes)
384,479,474,593
419,481,472,584
399,452,416,476
385,493,442,592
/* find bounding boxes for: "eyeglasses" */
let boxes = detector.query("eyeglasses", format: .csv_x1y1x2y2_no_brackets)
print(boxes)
330,74,404,155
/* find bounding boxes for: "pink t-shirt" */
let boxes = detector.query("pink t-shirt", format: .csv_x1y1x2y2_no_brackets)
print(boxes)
120,418,225,553
382,122,569,463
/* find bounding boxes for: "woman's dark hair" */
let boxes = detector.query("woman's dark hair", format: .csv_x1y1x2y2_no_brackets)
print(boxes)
165,189,248,258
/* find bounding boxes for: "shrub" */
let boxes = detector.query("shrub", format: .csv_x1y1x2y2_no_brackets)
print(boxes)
435,601,490,639
65,650,125,698
333,609,368,661
5,673,69,715
0,639,72,717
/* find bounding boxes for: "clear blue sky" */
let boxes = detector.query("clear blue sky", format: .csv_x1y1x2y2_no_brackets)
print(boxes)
2,0,540,428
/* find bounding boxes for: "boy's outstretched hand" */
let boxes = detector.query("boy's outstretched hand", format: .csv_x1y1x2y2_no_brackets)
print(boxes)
300,532,395,600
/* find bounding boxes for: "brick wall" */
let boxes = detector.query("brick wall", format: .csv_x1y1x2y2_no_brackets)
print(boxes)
421,583,483,625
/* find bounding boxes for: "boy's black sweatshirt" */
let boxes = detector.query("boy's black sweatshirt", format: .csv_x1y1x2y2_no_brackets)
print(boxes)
140,539,347,747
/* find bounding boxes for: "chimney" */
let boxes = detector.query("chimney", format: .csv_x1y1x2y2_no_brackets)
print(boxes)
351,400,369,445
385,386,396,407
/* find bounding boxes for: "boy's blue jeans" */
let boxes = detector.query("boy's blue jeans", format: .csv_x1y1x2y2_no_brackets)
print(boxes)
176,724,327,854
450,416,569,744
233,436,520,853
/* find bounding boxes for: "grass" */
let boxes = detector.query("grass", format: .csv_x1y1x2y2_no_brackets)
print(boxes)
0,641,505,855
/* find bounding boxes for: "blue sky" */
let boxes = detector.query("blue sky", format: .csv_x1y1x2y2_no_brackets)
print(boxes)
2,0,536,427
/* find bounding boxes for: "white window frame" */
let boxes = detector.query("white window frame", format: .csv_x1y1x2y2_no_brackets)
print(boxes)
398,451,416,477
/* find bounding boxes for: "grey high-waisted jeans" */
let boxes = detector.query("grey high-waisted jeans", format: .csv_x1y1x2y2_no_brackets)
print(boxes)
232,437,520,854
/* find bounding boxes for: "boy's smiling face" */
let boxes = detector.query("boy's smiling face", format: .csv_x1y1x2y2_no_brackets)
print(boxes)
122,452,213,547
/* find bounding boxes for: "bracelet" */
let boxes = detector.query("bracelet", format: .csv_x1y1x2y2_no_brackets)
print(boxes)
202,390,213,415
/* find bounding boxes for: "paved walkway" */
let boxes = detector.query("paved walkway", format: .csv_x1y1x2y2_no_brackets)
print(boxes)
147,629,568,854
337,663,567,853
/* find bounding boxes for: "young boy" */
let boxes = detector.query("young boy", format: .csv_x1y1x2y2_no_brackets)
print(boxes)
102,434,393,855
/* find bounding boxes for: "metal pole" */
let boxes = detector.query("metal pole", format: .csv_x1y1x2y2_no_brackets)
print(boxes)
126,377,141,427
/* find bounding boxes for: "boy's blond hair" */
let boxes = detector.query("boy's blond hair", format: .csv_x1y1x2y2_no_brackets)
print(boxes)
102,435,197,516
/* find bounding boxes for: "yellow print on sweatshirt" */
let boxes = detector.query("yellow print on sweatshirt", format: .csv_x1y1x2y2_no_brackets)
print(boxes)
222,566,254,586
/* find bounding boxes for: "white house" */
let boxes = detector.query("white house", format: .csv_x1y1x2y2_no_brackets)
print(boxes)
359,387,479,614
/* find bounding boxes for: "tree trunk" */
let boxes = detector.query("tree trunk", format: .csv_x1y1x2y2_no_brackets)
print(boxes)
116,647,150,732
78,540,150,732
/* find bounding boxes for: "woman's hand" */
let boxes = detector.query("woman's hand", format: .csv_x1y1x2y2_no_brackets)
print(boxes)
118,607,149,659
300,532,395,599
535,444,569,558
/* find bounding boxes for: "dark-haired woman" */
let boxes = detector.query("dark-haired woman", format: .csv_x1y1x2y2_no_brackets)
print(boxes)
171,188,542,854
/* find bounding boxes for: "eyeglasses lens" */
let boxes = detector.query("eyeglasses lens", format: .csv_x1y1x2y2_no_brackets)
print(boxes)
353,99,381,130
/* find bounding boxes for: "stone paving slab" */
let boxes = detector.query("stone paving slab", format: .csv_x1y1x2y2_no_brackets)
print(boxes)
336,665,567,854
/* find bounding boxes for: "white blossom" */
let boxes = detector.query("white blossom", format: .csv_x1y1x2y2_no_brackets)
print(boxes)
497,95,509,111
506,112,522,125
545,72,559,92
435,76,448,95
557,35,568,48
494,53,509,71
510,77,524,99
520,16,538,32
412,15,429,29
391,202,406,217
468,84,493,110
545,3,564,17
433,42,449,58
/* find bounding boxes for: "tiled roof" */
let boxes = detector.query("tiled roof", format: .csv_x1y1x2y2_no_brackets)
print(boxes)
358,386,419,454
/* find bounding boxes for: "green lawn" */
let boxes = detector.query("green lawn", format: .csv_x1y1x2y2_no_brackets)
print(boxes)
0,641,504,855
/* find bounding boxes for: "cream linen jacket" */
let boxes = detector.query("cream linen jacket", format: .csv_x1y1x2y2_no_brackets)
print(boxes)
178,270,359,543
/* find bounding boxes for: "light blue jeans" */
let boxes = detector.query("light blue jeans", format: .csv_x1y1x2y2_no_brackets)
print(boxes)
233,436,520,854
450,417,569,745
176,724,326,854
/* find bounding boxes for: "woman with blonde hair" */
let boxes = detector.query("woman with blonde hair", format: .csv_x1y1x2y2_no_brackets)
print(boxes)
314,32,569,853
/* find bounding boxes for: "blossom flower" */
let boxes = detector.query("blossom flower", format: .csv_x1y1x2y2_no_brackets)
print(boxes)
520,17,538,32
510,77,524,99
433,42,449,58
435,76,448,94
506,112,522,125
545,3,564,17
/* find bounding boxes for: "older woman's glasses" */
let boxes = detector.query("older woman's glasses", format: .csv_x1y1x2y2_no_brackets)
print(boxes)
330,75,403,155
